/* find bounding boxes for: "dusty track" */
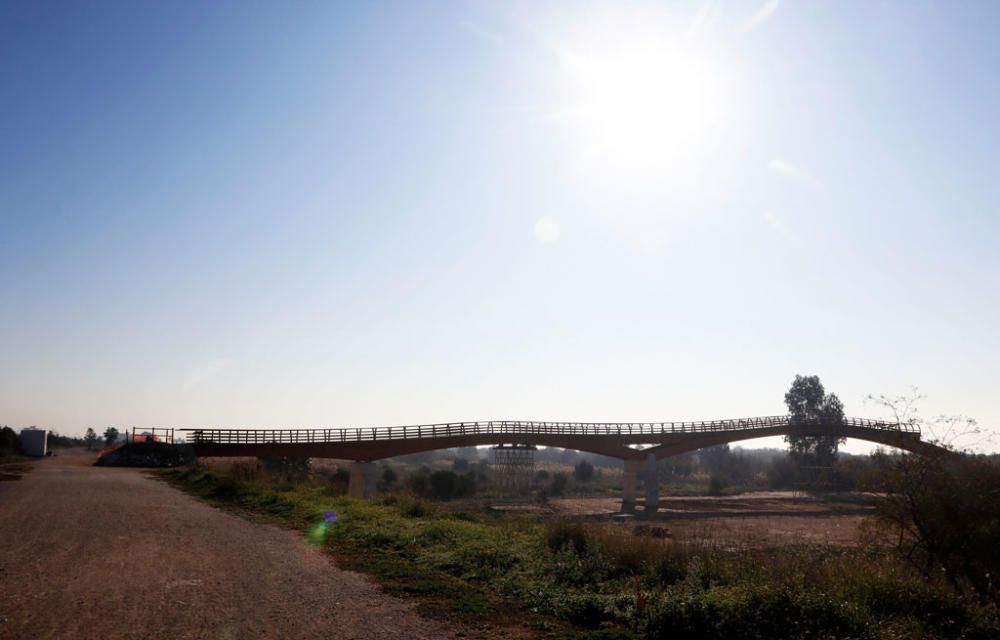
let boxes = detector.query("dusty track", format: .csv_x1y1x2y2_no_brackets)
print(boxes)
0,451,455,640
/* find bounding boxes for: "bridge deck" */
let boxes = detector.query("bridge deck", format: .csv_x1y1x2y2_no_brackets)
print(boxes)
183,416,915,446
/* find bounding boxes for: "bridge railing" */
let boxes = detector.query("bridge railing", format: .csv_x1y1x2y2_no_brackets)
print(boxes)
181,416,918,446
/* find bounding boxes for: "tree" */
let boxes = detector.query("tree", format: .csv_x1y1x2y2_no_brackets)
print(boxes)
550,472,569,496
698,444,732,477
783,375,845,466
866,391,998,603
84,428,99,451
103,427,119,447
573,460,595,482
428,470,458,500
707,474,727,496
0,426,19,452
872,450,1000,603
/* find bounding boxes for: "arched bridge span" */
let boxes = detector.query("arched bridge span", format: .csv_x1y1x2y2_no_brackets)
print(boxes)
183,416,942,507
184,415,936,462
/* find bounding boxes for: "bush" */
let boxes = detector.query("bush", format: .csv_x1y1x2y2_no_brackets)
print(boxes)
551,472,569,496
410,472,430,496
590,527,692,581
556,593,609,629
229,460,263,482
642,585,875,640
429,470,459,500
872,452,1000,603
707,475,727,496
259,456,311,477
574,460,595,482
546,520,589,555
403,497,430,517
0,426,19,452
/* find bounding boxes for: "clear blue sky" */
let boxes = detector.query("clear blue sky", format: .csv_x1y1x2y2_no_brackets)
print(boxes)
2,1,998,452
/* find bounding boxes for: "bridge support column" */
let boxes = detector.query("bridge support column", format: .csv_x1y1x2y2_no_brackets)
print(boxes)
348,461,377,500
644,452,659,514
621,459,641,512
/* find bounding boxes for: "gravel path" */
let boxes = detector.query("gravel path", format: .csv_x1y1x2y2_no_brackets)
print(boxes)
0,451,457,640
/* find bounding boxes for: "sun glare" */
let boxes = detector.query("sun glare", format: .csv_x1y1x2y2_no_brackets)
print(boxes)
559,42,728,170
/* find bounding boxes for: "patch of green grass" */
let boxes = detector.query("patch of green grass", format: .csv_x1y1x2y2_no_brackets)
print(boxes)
161,465,999,640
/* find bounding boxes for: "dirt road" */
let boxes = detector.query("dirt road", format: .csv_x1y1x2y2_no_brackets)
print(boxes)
0,451,456,640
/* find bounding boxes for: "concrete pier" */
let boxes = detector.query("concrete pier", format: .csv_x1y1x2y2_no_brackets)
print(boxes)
348,461,377,500
644,452,659,513
621,459,641,511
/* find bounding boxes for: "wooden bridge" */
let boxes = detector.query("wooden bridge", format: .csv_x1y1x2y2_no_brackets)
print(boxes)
183,415,937,508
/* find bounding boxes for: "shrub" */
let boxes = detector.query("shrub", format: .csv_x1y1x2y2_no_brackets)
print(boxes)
707,474,727,496
590,527,691,581
429,470,459,500
229,460,263,482
456,471,477,497
0,426,19,452
546,520,589,555
641,585,875,640
259,456,311,479
556,593,609,629
551,472,569,496
403,496,431,517
574,460,595,482
410,473,430,496
209,477,242,500
872,452,1000,603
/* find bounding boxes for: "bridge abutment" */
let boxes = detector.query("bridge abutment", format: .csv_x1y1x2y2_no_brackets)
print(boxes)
348,461,377,500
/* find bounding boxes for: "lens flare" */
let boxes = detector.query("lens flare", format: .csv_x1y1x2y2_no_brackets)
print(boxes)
307,511,338,545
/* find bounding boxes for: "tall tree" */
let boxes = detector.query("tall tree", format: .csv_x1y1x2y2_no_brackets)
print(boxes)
573,459,595,482
784,375,845,466
84,428,99,451
103,427,119,447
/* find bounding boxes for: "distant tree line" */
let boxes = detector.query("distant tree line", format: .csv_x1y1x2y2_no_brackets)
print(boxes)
1,425,90,453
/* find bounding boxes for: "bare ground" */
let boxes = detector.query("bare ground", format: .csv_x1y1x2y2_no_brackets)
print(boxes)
523,493,877,547
0,451,458,640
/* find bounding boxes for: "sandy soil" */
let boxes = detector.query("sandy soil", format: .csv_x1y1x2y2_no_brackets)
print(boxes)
0,451,457,640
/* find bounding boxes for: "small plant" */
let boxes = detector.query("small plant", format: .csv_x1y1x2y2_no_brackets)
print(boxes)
546,520,588,555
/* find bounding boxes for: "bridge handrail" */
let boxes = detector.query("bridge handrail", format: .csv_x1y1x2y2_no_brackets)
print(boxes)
180,416,918,445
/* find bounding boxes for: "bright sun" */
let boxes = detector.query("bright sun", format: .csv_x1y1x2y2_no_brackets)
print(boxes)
559,42,727,170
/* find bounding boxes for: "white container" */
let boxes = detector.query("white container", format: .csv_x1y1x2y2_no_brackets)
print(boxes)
20,429,48,457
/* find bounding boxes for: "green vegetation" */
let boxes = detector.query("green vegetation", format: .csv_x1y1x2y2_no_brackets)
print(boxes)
103,427,119,447
161,463,998,639
0,426,28,463
84,427,99,450
872,450,1000,605
784,374,847,467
